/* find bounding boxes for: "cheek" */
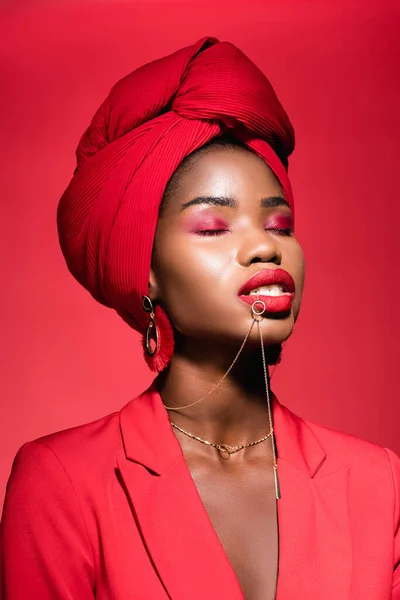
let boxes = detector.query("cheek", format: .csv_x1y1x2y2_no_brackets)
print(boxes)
293,246,305,286
153,234,233,305
287,242,305,313
154,247,231,335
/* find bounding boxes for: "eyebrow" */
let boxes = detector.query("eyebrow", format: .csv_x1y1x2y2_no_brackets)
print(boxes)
180,195,290,211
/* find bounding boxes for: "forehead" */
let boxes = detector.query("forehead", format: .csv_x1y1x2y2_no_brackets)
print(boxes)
169,147,284,207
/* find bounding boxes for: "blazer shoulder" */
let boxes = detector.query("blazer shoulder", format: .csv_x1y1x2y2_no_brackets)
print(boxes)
7,386,157,488
16,393,143,475
303,412,400,471
31,408,121,459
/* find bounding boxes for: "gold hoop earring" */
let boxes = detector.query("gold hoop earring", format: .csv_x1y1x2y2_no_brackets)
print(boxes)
142,295,158,356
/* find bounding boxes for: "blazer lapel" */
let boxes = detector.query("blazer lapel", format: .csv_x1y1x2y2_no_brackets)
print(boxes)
117,385,244,600
117,384,353,600
273,400,353,599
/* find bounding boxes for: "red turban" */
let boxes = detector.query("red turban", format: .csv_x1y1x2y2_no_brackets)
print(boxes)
57,37,295,372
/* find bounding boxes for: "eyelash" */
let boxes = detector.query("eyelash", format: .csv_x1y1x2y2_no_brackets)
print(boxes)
267,227,293,236
196,228,293,237
196,229,229,236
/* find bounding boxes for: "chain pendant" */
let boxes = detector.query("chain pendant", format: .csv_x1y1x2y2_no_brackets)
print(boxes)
217,445,232,460
273,464,281,500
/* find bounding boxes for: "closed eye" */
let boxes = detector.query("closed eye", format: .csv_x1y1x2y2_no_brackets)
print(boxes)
196,229,229,236
267,227,293,236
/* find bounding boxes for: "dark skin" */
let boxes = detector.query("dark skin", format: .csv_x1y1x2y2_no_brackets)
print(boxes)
149,146,305,600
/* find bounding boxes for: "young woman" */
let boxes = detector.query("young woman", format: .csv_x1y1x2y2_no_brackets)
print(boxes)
1,37,399,600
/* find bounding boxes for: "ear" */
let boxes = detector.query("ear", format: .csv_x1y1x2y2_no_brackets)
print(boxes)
148,266,159,302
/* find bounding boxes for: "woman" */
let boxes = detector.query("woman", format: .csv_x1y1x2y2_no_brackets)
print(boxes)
1,37,399,600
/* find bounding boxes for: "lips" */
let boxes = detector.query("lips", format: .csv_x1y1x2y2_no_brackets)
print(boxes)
238,268,295,296
238,268,295,314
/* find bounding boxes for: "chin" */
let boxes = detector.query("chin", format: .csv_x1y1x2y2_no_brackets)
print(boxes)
254,313,294,344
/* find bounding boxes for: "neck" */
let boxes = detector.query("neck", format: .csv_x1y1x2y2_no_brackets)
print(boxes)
156,336,275,447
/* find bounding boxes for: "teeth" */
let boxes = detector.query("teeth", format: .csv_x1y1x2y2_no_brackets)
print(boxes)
248,285,285,297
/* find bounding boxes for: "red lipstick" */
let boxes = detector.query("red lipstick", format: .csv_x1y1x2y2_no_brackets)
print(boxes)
238,268,295,314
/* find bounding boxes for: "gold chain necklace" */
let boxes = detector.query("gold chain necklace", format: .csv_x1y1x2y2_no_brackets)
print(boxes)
164,300,282,500
163,319,257,411
170,421,273,460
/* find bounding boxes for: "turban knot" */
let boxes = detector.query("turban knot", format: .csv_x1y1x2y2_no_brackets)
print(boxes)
57,36,295,371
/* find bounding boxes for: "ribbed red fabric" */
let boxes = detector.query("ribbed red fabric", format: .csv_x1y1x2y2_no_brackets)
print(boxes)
57,36,295,371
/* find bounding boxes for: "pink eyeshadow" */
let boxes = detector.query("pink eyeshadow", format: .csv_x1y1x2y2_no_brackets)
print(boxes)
264,214,293,229
184,215,229,232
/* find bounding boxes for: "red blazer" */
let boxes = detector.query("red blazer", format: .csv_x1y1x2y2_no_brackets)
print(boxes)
1,383,399,599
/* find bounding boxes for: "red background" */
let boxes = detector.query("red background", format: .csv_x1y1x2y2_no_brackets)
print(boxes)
1,0,399,509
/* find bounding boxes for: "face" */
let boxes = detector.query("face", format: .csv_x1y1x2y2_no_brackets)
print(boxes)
150,147,305,348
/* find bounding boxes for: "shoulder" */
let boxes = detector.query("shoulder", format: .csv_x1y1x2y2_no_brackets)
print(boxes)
302,412,400,483
6,384,161,495
9,398,133,490
8,383,159,483
4,398,140,526
306,417,400,541
21,408,121,465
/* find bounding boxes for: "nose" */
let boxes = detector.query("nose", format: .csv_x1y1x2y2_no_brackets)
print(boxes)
237,228,282,267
